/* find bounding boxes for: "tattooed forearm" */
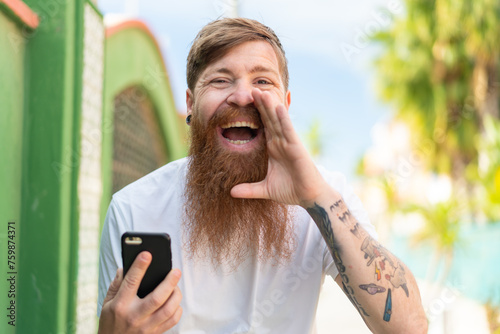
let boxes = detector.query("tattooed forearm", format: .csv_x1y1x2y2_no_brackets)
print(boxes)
307,203,334,247
307,203,346,279
343,282,370,317
308,196,422,327
350,223,362,239
359,234,409,299
385,262,409,298
307,203,368,317
360,235,395,267
330,199,355,226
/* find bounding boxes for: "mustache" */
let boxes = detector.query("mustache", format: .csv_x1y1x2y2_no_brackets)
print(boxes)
207,105,264,129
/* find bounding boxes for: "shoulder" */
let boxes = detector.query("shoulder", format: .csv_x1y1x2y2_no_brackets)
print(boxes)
113,158,188,198
113,158,188,203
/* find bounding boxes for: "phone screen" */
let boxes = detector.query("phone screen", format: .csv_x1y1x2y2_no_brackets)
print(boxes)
121,232,172,298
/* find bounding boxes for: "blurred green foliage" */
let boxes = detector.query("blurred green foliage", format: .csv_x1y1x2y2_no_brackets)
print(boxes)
362,0,500,322
370,0,500,223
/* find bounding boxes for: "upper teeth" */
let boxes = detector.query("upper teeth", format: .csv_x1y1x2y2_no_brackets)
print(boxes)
221,121,258,129
225,139,251,145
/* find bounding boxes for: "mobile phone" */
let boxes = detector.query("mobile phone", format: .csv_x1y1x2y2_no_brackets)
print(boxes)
121,232,172,298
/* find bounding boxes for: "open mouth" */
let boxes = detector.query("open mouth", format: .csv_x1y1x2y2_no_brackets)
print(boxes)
221,121,259,145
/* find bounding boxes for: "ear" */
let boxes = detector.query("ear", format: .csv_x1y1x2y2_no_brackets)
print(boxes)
284,90,291,110
186,89,194,116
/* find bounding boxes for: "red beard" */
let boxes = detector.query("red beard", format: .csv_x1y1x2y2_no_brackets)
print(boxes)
183,106,295,269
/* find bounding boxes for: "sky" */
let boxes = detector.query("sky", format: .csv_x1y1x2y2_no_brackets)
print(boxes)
98,0,399,180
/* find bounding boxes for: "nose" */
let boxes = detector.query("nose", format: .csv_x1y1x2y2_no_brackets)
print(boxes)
226,81,254,107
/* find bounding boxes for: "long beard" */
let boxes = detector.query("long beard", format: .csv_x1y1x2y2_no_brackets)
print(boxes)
183,106,295,270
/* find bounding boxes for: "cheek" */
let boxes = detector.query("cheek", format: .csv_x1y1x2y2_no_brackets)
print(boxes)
194,93,226,122
195,105,215,125
264,88,287,106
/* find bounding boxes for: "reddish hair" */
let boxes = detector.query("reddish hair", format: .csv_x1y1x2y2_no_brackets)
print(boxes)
186,18,289,92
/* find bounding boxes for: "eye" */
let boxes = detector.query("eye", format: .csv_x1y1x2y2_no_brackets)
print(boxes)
256,79,272,85
211,78,228,84
210,78,231,88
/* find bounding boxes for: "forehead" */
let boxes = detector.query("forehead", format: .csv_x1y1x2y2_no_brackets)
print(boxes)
201,40,281,78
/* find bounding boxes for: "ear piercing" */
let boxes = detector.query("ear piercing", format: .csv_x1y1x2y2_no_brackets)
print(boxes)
186,114,192,125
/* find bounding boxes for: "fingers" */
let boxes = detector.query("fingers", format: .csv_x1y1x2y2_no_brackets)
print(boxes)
103,268,123,305
99,256,183,333
252,89,275,123
139,269,183,332
231,182,268,200
156,304,183,333
252,89,299,146
274,104,299,143
252,89,283,136
149,281,183,331
116,251,152,301
142,268,182,315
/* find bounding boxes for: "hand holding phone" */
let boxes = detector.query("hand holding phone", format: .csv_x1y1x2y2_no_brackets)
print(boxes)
98,250,182,333
121,232,172,298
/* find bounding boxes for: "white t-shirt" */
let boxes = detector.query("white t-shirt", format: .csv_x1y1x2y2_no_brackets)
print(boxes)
97,157,377,333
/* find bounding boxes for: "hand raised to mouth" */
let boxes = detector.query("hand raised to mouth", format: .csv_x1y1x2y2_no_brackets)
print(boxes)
230,88,329,209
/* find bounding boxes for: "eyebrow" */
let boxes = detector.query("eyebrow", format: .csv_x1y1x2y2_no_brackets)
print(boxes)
249,65,279,76
210,65,279,77
212,67,233,75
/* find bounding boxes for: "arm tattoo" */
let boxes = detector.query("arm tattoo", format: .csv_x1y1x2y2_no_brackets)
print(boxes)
383,289,392,322
360,235,409,298
343,282,370,317
306,203,345,277
307,202,368,318
359,283,386,295
308,199,411,323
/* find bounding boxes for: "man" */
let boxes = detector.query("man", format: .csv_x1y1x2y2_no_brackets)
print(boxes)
97,18,427,333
